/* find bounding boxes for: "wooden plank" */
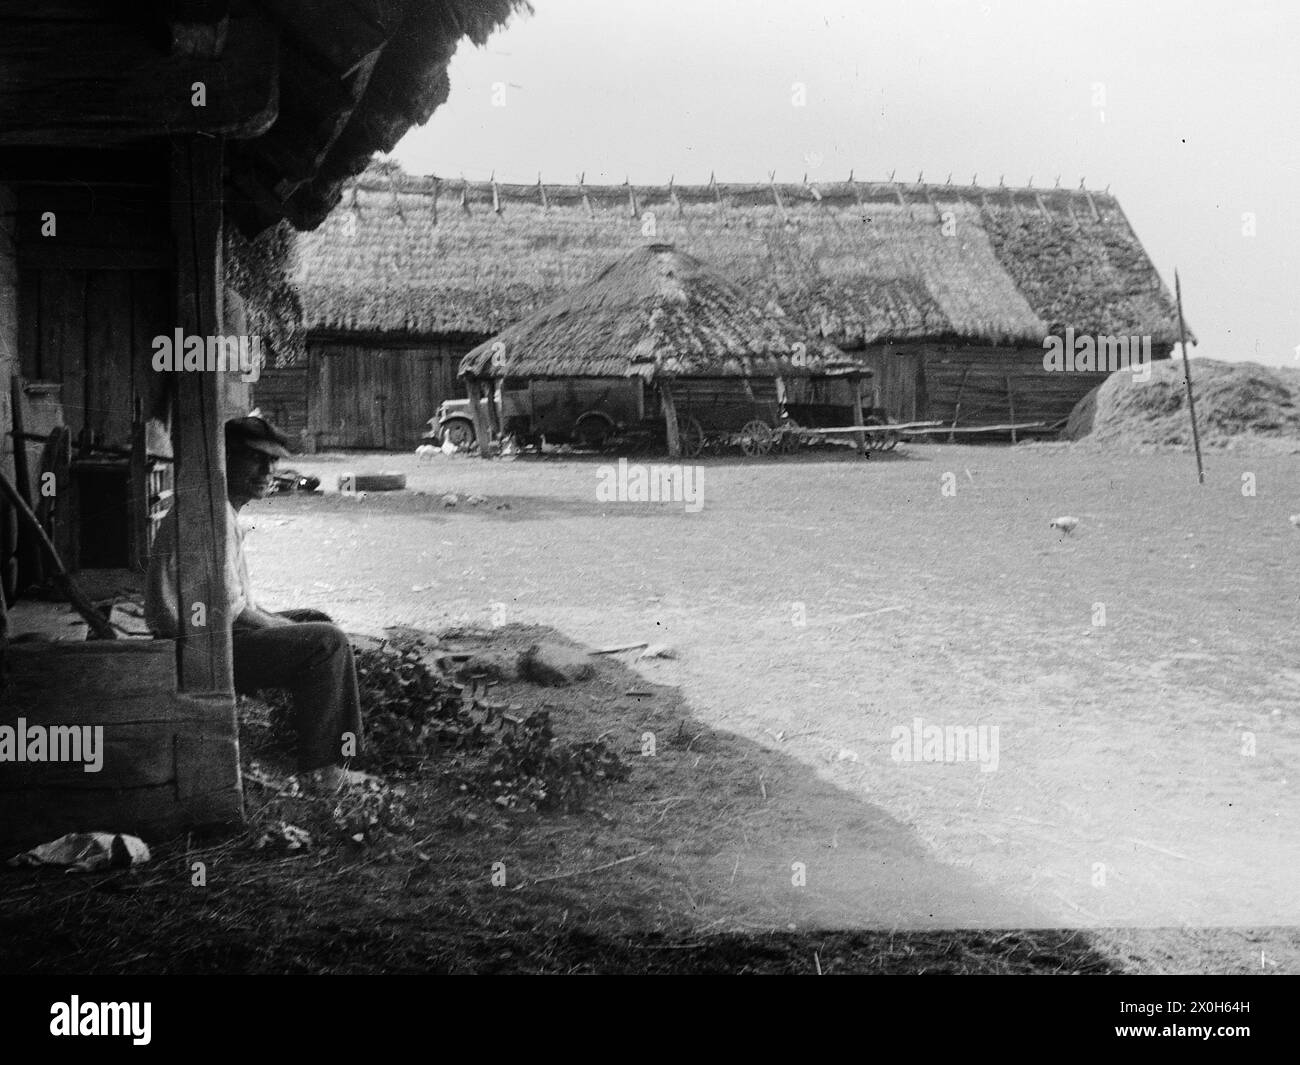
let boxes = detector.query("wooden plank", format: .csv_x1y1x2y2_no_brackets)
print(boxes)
38,270,86,433
5,637,176,700
129,411,149,571
0,777,243,849
0,722,184,790
0,14,279,146
84,271,134,446
170,135,234,696
17,268,38,379
174,693,240,805
131,271,173,428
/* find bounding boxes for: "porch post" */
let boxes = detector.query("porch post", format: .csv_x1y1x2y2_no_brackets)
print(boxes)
170,135,234,694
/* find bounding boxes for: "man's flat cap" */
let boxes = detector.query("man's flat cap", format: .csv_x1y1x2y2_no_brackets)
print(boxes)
225,414,291,458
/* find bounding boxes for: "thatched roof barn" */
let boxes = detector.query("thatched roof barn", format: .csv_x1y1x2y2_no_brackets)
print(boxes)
280,166,1189,445
0,1,527,844
296,170,1185,346
459,243,859,380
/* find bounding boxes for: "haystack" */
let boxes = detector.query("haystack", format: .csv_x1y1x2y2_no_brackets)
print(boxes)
1067,359,1300,449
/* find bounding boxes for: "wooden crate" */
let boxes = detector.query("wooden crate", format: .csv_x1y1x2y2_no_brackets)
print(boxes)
0,639,243,848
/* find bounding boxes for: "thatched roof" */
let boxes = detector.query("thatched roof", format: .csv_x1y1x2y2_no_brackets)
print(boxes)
294,169,1191,347
459,244,860,380
228,1,531,232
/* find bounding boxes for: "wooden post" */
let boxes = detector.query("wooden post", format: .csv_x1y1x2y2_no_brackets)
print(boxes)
660,380,682,458
949,364,972,443
170,136,234,695
484,379,502,440
850,373,866,456
1006,375,1017,444
128,399,149,572
465,377,492,459
1174,271,1204,484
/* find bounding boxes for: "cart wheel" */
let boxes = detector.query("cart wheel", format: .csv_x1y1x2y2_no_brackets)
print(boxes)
739,420,775,457
863,414,899,452
680,416,706,458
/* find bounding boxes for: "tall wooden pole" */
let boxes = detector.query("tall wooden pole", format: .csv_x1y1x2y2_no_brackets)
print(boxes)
171,135,235,693
1174,271,1204,484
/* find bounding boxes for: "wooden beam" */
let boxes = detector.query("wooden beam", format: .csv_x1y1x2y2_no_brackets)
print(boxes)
0,14,279,146
850,372,866,456
170,135,234,695
484,380,502,441
661,380,681,458
465,377,492,460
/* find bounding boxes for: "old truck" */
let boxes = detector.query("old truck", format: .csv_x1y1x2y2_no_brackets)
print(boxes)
426,376,645,450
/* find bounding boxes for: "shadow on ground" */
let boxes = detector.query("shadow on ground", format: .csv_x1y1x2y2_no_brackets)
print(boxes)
0,623,1120,974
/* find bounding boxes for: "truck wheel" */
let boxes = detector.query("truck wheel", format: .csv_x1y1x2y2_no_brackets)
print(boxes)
442,419,476,451
575,415,612,449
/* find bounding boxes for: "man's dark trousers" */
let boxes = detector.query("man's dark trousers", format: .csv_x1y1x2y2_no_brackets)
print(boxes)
232,622,362,771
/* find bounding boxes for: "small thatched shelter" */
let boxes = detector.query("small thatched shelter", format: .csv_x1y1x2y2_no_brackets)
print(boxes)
458,243,870,456
281,167,1191,446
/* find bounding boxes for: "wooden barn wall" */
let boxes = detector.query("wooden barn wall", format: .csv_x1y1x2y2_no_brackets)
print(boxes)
303,334,481,450
7,148,174,453
858,346,927,421
250,364,308,445
923,345,1117,431
861,343,1174,431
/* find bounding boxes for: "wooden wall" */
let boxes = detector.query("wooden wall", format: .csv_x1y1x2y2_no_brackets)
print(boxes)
287,334,481,451
6,148,174,453
860,342,1173,432
859,346,927,422
252,363,309,447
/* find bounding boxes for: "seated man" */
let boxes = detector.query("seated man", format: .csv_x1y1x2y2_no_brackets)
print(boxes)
145,414,365,792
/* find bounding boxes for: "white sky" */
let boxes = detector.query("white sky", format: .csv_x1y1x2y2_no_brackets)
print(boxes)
392,0,1300,365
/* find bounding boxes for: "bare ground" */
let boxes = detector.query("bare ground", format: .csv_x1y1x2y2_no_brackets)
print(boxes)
3,441,1297,974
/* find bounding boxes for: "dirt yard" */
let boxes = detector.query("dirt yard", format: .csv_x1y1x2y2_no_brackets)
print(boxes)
244,443,1300,943
6,439,1297,975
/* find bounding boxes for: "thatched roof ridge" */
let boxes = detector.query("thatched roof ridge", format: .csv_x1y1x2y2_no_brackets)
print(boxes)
459,244,860,380
294,169,1191,346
